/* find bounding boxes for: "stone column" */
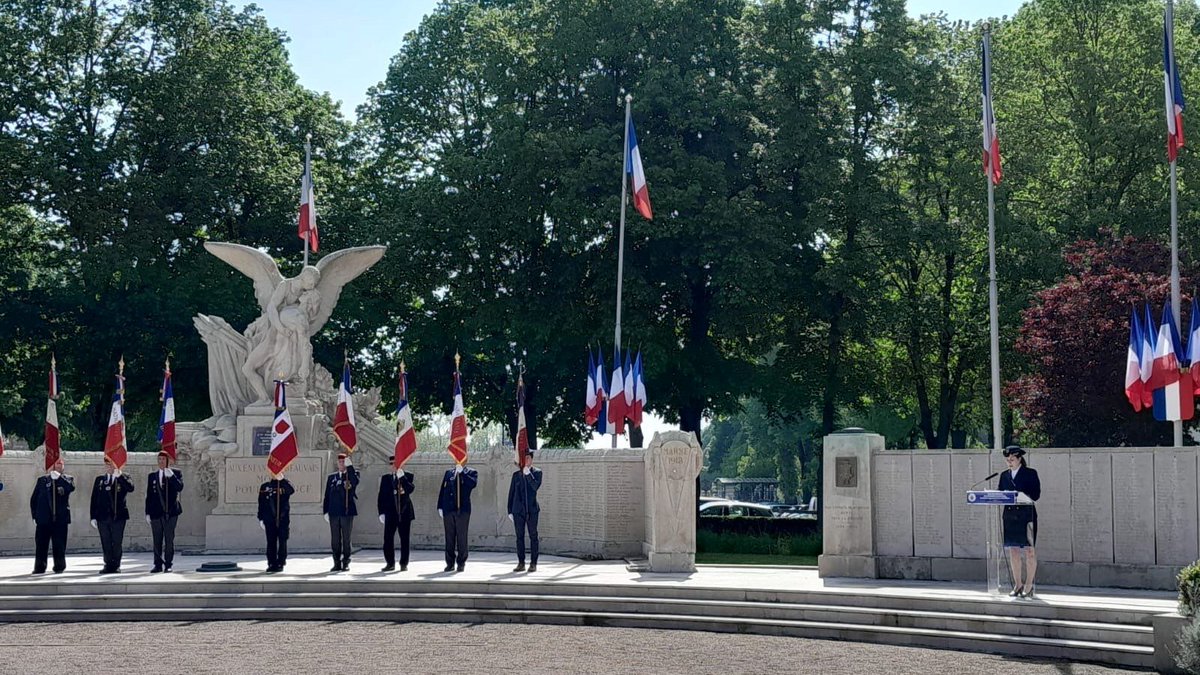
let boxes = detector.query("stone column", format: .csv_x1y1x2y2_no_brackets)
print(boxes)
818,428,884,578
643,430,703,572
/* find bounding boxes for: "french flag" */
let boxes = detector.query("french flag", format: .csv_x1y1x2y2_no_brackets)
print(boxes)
515,374,529,466
1140,304,1156,407
1152,301,1194,421
393,365,417,470
632,351,646,428
627,116,652,220
1165,2,1186,162
267,380,299,476
585,349,601,426
595,351,608,435
623,349,635,425
981,31,1002,185
1125,309,1143,412
103,370,128,470
158,361,176,461
298,137,319,252
44,357,60,471
447,368,469,465
1189,299,1200,396
607,347,627,433
333,359,358,454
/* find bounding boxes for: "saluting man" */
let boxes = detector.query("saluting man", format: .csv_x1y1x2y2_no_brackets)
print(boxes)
377,456,415,572
145,450,183,573
321,452,359,571
30,457,74,575
507,449,543,572
436,462,478,572
89,456,134,574
257,472,295,573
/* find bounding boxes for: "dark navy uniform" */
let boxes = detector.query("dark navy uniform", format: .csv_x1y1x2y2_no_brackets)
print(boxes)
257,478,295,572
999,466,1041,548
377,471,415,571
30,473,75,574
507,467,543,571
436,466,478,571
89,472,134,573
145,467,184,572
321,464,359,570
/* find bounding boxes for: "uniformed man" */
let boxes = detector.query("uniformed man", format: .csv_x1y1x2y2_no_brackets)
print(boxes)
145,451,183,573
89,456,134,574
257,472,295,573
506,449,543,573
30,457,74,574
321,452,359,571
377,456,415,572
436,462,478,572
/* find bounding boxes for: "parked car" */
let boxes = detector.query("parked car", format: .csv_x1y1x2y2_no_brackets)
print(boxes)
699,500,775,518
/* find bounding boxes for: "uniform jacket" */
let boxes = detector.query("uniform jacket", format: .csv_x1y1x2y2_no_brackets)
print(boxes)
506,469,543,517
31,474,75,525
998,466,1041,502
436,467,479,514
322,465,360,517
90,473,135,522
145,469,184,519
377,472,416,522
257,479,295,526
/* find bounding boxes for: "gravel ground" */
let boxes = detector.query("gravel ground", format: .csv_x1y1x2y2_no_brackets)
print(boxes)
0,621,1143,674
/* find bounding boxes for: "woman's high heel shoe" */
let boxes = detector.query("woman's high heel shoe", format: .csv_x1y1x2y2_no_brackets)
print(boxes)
1008,586,1022,597
1022,584,1035,599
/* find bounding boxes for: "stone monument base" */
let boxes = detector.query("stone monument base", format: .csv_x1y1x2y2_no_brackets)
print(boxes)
646,550,695,573
205,513,331,553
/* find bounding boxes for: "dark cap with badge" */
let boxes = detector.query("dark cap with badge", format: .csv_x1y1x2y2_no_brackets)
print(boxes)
1002,445,1026,458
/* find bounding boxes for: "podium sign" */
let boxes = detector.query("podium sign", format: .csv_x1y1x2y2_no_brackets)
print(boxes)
966,490,1017,505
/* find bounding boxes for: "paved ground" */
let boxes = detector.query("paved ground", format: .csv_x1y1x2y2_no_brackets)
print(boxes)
0,620,1145,674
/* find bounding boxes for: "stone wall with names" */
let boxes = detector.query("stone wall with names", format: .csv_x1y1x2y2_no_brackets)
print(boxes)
872,453,912,557
1070,451,1113,563
911,453,951,557
1155,450,1198,565
950,452,991,558
1112,451,1155,565
1034,451,1072,562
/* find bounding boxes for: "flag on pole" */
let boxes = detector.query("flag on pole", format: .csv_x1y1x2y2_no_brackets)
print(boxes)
332,358,358,454
44,357,60,470
627,116,653,219
158,359,176,461
595,350,608,435
1190,299,1200,396
585,350,602,426
393,364,417,470
623,349,635,425
0,419,5,457
632,351,646,428
1125,309,1144,412
1140,304,1157,407
447,354,468,465
607,346,627,433
515,373,529,466
103,361,128,470
1152,301,1194,421
1165,3,1187,162
981,31,1002,185
298,137,319,253
267,380,299,475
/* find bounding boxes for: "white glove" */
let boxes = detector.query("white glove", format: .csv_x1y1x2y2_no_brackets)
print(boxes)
508,513,513,522
324,514,330,523
454,465,463,475
113,469,122,478
50,471,61,480
379,514,386,524
145,515,151,524
344,457,353,467
522,467,531,475
259,520,265,531
438,509,443,518
90,519,98,529
395,470,404,478
1016,491,1034,504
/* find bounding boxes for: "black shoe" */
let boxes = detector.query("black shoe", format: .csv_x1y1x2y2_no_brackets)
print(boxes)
151,566,163,574
52,569,64,574
164,565,172,573
98,568,114,575
1022,584,1035,599
330,564,342,572
513,563,526,572
382,564,395,572
1008,587,1021,597
444,565,454,572
400,565,407,572
112,568,121,574
528,564,537,572
456,565,465,572
342,561,350,570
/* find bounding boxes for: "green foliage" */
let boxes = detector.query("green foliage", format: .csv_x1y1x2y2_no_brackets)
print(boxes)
1180,560,1200,617
702,398,817,501
1175,616,1200,674
697,529,822,557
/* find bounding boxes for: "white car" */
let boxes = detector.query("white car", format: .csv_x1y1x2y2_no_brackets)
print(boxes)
698,500,775,518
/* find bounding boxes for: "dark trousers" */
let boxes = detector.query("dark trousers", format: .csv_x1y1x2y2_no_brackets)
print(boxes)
33,520,68,573
151,515,177,568
330,516,354,564
443,511,470,567
513,512,540,565
383,516,411,567
266,520,289,569
98,519,126,570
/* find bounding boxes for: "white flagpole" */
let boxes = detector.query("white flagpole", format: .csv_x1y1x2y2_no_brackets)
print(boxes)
984,27,1003,459
1168,0,1183,447
303,134,312,268
613,94,632,449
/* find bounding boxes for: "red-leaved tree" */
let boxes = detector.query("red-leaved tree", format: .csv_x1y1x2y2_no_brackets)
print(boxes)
1007,234,1195,447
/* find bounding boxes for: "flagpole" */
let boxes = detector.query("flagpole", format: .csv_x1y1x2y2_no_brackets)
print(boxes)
303,134,311,268
1169,0,1184,447
613,94,632,449
984,26,1003,460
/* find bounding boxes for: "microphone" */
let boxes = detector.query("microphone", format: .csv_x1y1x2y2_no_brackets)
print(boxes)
970,472,999,489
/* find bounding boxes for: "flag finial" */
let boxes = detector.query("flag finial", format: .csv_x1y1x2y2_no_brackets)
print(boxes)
118,355,125,375
454,352,461,371
306,132,312,142
400,360,406,374
164,356,170,372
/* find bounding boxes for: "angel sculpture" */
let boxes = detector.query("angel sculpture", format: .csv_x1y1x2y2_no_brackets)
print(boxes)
201,242,385,405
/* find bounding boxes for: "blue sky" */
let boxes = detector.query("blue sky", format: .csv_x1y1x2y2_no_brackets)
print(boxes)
243,0,1027,120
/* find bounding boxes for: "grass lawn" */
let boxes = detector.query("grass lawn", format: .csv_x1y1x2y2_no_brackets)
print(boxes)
695,552,817,566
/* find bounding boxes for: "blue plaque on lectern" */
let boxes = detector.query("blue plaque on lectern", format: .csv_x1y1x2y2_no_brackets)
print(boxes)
966,490,1018,505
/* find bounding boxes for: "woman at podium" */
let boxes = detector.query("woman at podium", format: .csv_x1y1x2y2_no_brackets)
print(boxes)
998,445,1041,598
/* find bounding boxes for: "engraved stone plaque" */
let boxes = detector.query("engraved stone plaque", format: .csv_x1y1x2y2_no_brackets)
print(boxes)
836,457,858,488
224,456,323,504
872,453,913,557
912,453,951,557
1112,451,1155,565
1155,450,1198,565
1071,451,1113,563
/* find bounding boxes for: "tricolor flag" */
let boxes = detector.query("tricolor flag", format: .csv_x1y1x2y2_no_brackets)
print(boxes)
158,360,176,461
1152,301,1194,421
267,380,299,475
595,351,608,435
298,136,319,252
981,30,1002,185
393,364,417,470
44,357,60,471
103,365,128,470
623,349,635,425
447,358,468,465
607,346,627,433
627,115,652,220
515,373,529,466
1125,309,1144,412
1140,304,1157,407
585,350,601,426
332,358,358,454
633,351,646,428
1165,2,1187,162
1191,298,1200,396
